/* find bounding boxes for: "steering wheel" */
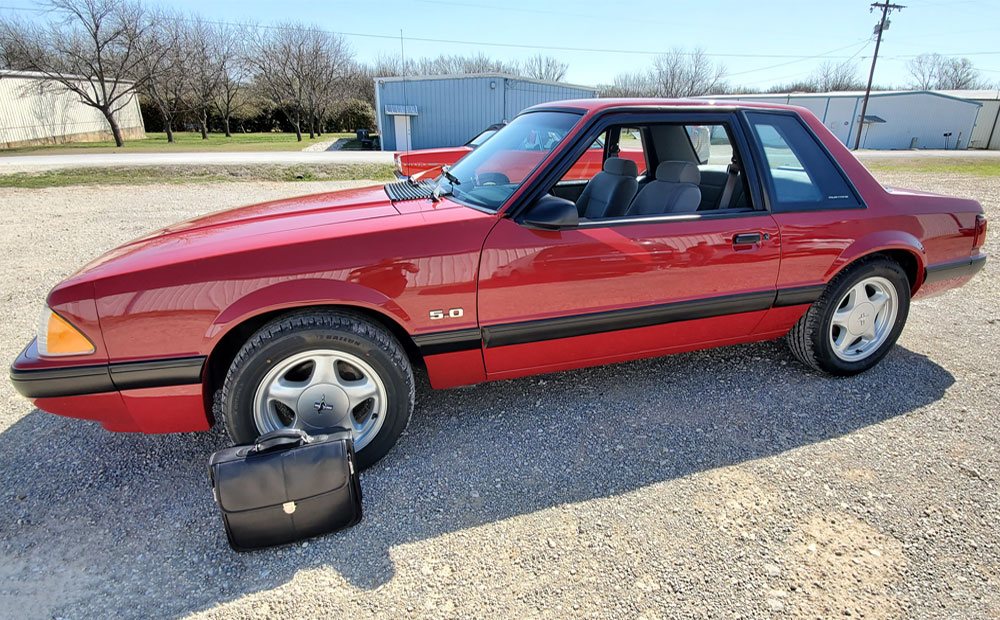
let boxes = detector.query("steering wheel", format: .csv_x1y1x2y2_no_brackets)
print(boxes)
476,172,510,186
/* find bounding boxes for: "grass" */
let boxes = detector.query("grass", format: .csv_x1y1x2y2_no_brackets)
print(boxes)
0,131,357,155
864,157,1000,177
0,163,395,189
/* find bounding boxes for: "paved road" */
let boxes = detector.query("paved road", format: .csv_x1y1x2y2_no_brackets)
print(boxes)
0,150,396,172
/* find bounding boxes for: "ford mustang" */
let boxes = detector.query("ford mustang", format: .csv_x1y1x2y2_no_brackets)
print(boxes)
10,98,987,469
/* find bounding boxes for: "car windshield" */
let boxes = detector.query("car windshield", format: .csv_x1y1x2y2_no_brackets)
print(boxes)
438,111,579,212
466,128,498,147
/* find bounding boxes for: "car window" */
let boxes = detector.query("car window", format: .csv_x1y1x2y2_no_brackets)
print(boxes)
440,111,579,212
545,120,753,220
467,128,497,147
746,112,861,211
685,125,734,165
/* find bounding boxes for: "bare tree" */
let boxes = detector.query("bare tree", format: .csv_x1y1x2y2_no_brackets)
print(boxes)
212,23,250,138
521,54,568,82
907,53,988,90
250,24,308,141
250,23,352,141
299,27,353,138
936,57,984,90
0,0,153,146
907,53,939,90
186,16,223,140
651,48,727,97
809,60,863,92
599,71,658,97
134,10,187,142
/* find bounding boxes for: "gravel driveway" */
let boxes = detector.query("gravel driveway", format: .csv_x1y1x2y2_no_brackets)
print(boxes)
0,172,997,619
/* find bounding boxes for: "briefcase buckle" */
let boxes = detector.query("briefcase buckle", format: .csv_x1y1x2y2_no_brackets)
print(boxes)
282,501,296,514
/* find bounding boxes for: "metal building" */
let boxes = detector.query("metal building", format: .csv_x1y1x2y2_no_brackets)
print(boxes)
0,70,145,148
704,90,981,150
374,73,597,151
937,90,1000,150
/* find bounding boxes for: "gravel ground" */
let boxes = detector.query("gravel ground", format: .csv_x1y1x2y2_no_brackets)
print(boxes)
0,170,997,619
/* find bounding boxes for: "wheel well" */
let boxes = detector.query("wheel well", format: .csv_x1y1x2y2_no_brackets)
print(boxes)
873,249,920,292
201,305,423,422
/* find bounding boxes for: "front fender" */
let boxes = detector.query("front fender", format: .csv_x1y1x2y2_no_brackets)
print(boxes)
205,278,411,344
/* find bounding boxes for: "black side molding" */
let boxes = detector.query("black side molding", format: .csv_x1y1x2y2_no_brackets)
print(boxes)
482,290,776,349
773,285,825,307
109,356,206,391
924,255,986,285
413,329,482,355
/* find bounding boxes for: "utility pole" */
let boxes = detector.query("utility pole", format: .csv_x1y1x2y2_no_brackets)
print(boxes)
854,1,905,150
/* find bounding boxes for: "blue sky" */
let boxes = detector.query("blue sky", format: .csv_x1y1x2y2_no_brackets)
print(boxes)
7,0,1000,89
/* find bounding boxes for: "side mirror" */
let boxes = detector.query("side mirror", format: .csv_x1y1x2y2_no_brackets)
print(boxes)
520,194,579,230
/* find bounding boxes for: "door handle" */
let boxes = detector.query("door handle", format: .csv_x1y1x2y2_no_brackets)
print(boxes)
733,233,762,245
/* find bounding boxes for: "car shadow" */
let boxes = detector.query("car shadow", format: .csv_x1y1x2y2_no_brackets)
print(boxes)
0,340,954,618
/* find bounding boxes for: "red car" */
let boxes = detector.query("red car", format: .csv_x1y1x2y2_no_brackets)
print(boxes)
396,122,646,182
11,98,987,469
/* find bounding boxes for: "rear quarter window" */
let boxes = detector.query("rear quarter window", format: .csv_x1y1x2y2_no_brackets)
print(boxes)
746,112,862,212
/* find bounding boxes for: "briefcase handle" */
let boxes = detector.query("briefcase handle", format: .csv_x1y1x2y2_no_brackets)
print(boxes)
249,429,311,455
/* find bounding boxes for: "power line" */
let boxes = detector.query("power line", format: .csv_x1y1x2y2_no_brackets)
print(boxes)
855,1,905,150
0,4,924,62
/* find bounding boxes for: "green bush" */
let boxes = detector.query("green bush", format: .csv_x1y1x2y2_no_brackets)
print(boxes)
332,99,377,132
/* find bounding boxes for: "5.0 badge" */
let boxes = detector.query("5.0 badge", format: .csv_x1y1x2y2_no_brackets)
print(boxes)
429,308,464,320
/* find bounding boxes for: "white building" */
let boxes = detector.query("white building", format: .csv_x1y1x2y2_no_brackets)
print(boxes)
936,90,1000,150
0,70,145,148
703,90,982,150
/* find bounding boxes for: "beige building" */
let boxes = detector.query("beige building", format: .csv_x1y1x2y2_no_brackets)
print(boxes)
0,70,146,148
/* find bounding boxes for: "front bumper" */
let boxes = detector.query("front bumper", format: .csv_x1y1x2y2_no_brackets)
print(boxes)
10,339,212,433
10,339,206,399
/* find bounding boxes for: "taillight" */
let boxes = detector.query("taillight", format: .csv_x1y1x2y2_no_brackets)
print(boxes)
974,214,987,249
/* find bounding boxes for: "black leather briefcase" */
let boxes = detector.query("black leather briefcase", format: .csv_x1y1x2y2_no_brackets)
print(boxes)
208,428,362,551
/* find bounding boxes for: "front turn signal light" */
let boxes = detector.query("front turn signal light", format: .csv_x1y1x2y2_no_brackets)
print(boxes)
37,307,95,357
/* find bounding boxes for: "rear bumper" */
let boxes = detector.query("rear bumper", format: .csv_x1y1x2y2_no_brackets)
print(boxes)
924,254,986,285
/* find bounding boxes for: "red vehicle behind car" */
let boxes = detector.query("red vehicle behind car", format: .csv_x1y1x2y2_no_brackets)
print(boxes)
395,121,646,182
11,98,987,469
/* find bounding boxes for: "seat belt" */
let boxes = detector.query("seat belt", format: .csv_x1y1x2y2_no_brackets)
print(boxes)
717,160,740,209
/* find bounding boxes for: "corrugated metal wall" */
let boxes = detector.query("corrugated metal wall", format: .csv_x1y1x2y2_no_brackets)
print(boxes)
968,100,1000,149
0,73,146,148
376,76,595,151
715,92,981,150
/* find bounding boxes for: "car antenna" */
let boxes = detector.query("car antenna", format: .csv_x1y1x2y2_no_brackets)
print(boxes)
399,29,410,178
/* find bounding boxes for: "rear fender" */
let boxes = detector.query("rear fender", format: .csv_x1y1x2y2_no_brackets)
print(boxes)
825,230,926,291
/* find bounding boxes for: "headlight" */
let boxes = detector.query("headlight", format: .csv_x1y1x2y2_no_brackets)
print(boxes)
37,306,95,357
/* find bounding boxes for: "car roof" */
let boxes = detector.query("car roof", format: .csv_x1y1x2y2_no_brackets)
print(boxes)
524,97,807,115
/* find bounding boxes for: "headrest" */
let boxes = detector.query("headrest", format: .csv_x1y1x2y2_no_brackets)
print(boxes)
602,157,638,177
655,161,701,184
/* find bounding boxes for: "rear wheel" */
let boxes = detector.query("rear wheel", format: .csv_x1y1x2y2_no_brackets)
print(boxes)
787,257,910,376
220,310,414,470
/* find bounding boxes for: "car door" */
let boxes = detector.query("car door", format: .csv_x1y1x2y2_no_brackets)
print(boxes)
477,113,781,377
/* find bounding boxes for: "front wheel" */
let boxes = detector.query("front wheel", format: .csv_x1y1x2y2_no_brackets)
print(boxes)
220,310,414,470
787,257,911,376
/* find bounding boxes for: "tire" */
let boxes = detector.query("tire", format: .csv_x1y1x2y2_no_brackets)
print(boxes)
787,256,910,376
220,310,414,470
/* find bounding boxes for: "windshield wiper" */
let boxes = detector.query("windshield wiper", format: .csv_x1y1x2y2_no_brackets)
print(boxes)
441,164,461,186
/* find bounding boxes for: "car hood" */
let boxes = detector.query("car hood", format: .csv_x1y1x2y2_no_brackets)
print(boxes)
65,184,402,282
399,146,470,161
